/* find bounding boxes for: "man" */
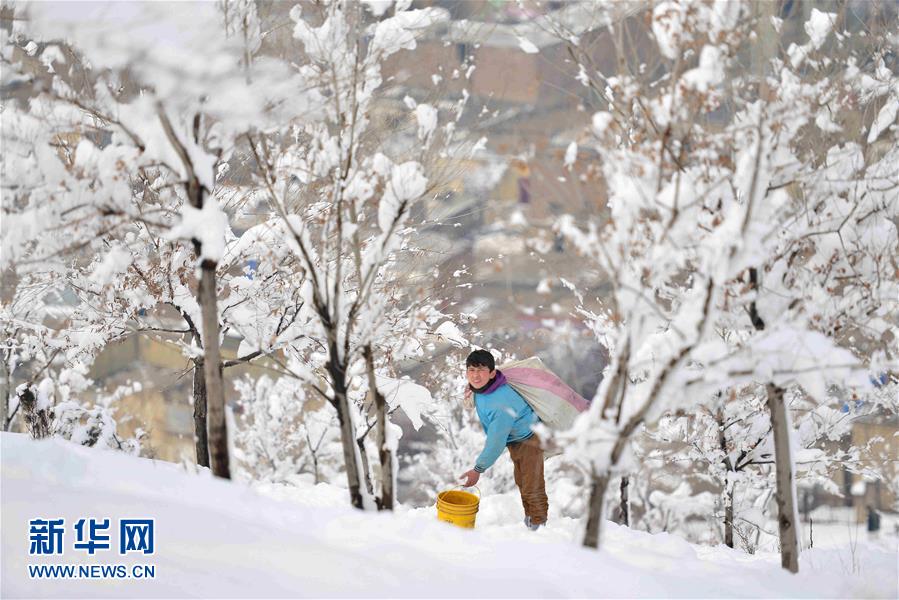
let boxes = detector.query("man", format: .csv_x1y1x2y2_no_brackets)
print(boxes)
459,349,548,530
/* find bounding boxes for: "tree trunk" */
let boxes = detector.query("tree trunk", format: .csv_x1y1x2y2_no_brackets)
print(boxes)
165,106,229,479
808,517,813,549
356,433,374,497
311,452,320,484
724,482,735,548
327,353,365,509
766,383,799,573
1,354,10,431
717,403,735,548
619,476,630,527
198,262,229,479
337,397,365,509
192,360,210,468
2,268,17,431
583,472,611,549
19,386,51,439
363,345,392,511
375,397,393,510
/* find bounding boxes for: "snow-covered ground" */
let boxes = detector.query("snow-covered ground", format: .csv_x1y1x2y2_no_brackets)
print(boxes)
2,433,896,599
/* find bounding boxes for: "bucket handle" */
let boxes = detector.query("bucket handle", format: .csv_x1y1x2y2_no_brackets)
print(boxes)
452,484,480,498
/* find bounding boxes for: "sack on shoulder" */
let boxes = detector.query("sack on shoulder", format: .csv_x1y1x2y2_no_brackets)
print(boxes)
499,356,590,430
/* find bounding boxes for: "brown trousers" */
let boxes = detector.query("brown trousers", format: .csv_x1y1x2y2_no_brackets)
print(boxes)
507,434,549,525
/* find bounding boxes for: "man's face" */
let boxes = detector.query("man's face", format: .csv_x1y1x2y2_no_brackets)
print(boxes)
466,365,495,389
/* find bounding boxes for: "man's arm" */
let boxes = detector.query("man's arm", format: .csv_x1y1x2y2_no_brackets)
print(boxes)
474,407,515,473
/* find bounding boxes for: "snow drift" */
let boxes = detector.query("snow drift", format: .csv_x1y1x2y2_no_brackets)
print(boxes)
1,433,895,599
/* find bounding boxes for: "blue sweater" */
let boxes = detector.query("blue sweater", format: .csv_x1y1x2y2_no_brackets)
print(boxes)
473,384,539,472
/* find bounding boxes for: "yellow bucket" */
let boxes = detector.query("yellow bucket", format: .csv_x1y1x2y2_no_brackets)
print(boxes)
436,486,480,529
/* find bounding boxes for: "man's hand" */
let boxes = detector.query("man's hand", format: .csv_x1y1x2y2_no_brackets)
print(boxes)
459,469,480,487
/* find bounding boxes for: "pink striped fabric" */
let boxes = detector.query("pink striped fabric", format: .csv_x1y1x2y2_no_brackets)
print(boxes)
503,367,590,412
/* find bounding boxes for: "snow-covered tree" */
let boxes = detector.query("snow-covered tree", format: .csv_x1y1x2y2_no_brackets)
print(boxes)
633,380,892,550
232,374,342,485
15,368,145,454
1,1,315,478
3,0,473,511
550,2,898,570
243,1,470,510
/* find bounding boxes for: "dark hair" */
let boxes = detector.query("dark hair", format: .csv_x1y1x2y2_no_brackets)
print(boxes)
466,349,495,371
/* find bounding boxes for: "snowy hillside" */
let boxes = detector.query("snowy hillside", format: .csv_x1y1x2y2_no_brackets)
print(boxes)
2,434,895,599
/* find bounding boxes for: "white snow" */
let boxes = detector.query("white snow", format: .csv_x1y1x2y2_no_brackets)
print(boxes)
867,87,898,143
652,2,685,60
815,109,842,133
805,9,836,50
89,246,132,285
413,103,438,141
682,45,725,92
517,36,539,54
469,136,488,156
379,162,428,233
361,0,393,17
592,111,613,136
434,320,467,347
564,141,578,170
369,8,449,58
2,433,896,599
39,44,66,70
788,42,810,68
577,63,590,87
788,9,837,69
376,376,431,430
509,209,528,227
166,200,229,263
